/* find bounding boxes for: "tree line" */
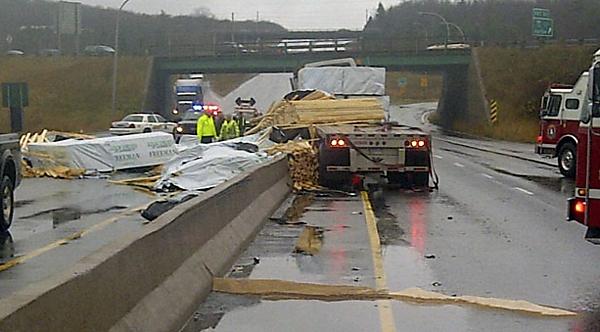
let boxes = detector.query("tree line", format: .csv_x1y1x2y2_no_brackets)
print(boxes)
0,0,286,55
364,0,600,47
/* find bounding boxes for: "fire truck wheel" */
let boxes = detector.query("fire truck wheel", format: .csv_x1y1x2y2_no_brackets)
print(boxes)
558,142,576,178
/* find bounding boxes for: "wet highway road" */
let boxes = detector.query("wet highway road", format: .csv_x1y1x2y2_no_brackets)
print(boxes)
0,176,154,298
183,104,600,332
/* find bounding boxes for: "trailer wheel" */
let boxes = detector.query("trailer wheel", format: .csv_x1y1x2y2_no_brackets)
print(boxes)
0,175,14,232
558,142,576,178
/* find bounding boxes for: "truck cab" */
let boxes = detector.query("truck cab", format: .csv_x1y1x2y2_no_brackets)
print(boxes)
567,50,600,243
536,72,587,177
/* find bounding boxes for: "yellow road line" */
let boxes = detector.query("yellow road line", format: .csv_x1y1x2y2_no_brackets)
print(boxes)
361,191,397,332
0,204,147,273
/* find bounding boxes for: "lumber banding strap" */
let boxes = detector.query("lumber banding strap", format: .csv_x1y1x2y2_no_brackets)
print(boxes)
213,278,577,318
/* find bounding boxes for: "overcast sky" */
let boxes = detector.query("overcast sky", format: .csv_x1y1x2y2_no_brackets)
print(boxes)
73,0,398,30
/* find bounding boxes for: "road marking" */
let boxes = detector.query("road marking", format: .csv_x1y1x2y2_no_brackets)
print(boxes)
454,162,465,168
0,204,147,273
434,155,444,160
482,173,494,179
360,192,397,332
514,187,534,196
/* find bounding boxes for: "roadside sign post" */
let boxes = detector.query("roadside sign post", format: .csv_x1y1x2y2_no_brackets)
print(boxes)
532,8,553,38
2,83,29,132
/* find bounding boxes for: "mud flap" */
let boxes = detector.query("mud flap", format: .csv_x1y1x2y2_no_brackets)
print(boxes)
585,227,600,245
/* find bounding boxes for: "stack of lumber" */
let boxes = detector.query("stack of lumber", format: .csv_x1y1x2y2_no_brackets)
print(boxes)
246,96,384,135
20,129,95,150
21,159,85,179
292,98,385,124
265,140,320,191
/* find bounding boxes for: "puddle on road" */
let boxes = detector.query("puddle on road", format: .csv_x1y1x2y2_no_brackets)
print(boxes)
491,167,574,193
440,147,478,158
14,199,35,208
21,205,128,225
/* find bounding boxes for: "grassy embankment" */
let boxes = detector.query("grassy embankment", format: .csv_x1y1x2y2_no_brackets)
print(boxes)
0,57,150,133
454,46,596,142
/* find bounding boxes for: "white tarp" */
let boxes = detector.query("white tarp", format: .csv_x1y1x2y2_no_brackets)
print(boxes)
27,132,177,172
298,67,386,96
155,141,272,191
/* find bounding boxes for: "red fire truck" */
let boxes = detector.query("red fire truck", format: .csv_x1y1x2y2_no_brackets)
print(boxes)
536,72,588,177
567,50,600,244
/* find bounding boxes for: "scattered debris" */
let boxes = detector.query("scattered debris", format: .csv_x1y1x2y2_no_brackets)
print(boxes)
253,257,261,265
424,254,436,259
447,216,454,220
213,278,577,317
353,276,361,282
294,225,324,255
352,211,363,215
432,281,442,287
351,267,361,271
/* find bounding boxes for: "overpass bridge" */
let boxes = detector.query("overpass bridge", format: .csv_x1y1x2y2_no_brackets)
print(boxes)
144,50,483,126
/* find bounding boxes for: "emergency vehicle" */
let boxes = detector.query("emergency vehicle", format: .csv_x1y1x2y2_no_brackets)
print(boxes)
567,49,600,244
536,72,588,177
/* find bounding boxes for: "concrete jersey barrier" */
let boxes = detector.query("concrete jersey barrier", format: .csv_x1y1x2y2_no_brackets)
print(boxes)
0,157,290,332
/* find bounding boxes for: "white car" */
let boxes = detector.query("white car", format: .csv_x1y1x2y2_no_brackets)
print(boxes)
110,114,177,136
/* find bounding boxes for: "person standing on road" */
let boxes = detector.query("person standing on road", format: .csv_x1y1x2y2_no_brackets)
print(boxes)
220,114,240,141
196,110,217,143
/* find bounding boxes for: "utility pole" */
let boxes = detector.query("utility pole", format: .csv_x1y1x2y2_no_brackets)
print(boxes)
231,12,235,43
111,0,132,114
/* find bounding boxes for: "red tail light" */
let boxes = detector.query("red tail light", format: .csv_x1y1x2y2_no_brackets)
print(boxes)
568,198,586,224
536,135,543,144
329,137,348,148
406,139,427,149
575,201,586,214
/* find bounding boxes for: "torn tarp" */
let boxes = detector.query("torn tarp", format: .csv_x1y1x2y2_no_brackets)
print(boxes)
26,132,177,172
154,141,272,191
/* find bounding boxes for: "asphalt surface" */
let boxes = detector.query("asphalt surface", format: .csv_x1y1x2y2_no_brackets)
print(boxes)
0,175,155,298
182,103,600,332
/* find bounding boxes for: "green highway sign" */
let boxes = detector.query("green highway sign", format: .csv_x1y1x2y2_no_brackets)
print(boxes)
532,8,553,38
532,8,550,18
2,83,29,108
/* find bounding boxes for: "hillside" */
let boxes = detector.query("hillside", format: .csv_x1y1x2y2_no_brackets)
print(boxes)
365,0,600,49
457,45,596,142
0,57,150,133
0,0,286,55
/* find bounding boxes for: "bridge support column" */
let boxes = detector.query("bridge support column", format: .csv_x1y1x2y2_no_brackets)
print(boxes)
437,65,469,128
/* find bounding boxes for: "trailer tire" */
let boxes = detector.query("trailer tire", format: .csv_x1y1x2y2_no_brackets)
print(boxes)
0,175,14,232
558,142,576,178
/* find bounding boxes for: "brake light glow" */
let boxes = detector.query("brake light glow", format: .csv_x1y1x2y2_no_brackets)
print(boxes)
536,135,543,144
575,201,586,214
329,137,347,148
406,139,427,148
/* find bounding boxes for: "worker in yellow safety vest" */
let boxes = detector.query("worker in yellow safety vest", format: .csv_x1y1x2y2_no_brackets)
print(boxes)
196,110,217,143
219,114,240,141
